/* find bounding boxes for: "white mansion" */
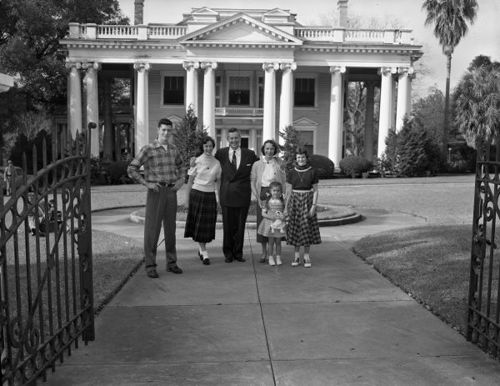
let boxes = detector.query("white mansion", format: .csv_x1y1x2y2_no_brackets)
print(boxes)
61,0,422,167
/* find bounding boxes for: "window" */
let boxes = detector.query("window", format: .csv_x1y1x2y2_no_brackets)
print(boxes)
215,76,221,108
257,77,264,108
228,76,250,105
298,130,314,154
163,76,184,105
294,78,315,107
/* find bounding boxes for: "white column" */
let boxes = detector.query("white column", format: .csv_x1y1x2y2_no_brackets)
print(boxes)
395,67,413,132
279,62,296,145
201,62,217,139
83,62,101,157
262,62,279,143
66,62,82,139
328,66,346,169
134,62,150,154
183,61,199,115
377,67,396,158
221,128,228,148
250,129,257,152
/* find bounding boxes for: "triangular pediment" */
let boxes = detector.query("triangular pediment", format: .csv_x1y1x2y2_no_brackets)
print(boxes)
293,117,319,127
264,8,291,17
191,7,218,16
180,13,302,46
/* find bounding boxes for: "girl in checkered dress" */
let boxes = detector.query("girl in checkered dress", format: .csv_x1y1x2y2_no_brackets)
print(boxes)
184,136,221,265
285,149,321,268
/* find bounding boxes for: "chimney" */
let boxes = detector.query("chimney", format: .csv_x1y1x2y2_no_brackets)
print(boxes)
337,0,348,27
134,0,144,25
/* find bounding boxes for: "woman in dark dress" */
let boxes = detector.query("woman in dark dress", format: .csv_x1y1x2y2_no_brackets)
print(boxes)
285,148,321,268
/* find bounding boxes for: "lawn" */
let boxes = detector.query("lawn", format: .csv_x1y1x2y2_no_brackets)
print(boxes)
353,225,480,334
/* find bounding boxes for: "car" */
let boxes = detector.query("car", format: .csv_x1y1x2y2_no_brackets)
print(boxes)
0,165,26,195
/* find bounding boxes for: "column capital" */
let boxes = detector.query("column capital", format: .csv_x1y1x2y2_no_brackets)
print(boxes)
262,62,279,72
398,66,414,75
183,61,200,71
200,62,217,70
279,62,297,72
329,65,346,74
81,62,101,71
378,67,397,76
133,62,151,72
65,61,82,70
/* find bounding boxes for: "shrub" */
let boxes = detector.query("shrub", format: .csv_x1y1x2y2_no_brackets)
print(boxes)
309,154,335,179
339,155,372,177
279,124,305,171
103,160,132,185
381,116,443,177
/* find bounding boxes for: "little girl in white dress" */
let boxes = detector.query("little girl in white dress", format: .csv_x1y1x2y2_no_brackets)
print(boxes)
257,181,286,266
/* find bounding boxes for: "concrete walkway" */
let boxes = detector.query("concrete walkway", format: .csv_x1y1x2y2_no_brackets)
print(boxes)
45,197,500,385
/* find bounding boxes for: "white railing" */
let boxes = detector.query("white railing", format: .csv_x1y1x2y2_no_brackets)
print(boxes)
294,27,414,44
68,23,187,40
215,107,263,117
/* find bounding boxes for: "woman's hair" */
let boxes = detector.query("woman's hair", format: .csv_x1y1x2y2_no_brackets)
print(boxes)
202,136,216,148
260,139,279,155
197,136,216,155
295,147,309,159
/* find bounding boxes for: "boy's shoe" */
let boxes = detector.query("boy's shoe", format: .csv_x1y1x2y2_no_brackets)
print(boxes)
146,268,159,278
275,256,282,266
268,256,276,266
167,265,183,274
291,257,300,267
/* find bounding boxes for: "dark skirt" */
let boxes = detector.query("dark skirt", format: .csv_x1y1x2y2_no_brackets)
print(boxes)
184,189,217,243
256,186,271,244
286,191,321,247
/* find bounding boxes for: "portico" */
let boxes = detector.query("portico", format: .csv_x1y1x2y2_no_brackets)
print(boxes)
61,4,421,166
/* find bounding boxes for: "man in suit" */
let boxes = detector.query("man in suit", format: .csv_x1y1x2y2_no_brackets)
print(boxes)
215,128,258,263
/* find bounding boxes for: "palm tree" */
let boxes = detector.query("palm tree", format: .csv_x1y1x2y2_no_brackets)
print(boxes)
454,57,500,158
422,0,478,157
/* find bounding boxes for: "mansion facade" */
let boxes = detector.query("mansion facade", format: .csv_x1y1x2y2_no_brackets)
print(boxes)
61,1,422,167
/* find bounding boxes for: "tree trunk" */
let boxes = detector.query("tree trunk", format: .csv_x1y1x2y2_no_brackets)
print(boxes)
443,52,452,159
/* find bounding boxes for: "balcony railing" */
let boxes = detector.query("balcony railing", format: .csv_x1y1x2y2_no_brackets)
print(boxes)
294,27,414,45
67,23,414,45
215,107,263,117
68,23,188,40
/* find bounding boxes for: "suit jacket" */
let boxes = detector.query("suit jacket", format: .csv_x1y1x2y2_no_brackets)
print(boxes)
215,147,258,207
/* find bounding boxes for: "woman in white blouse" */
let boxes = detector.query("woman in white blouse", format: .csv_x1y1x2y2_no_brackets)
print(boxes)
184,136,222,265
250,139,286,263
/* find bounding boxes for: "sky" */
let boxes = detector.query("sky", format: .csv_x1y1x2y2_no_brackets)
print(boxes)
118,0,500,98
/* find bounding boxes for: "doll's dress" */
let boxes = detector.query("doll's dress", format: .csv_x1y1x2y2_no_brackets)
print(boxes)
257,198,286,238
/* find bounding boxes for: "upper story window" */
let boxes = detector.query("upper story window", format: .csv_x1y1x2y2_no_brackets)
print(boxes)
163,75,184,105
257,76,264,108
228,76,250,106
294,77,316,107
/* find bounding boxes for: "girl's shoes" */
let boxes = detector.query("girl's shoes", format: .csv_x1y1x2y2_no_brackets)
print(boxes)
275,256,282,266
291,256,300,267
304,255,312,268
268,256,276,266
200,250,210,265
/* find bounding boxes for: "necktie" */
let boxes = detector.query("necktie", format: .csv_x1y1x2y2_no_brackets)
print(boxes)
231,150,237,168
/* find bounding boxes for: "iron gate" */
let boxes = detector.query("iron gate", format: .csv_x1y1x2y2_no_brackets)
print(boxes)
467,144,500,359
0,131,94,385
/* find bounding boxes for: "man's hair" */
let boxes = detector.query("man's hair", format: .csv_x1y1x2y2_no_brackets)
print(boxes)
228,127,240,135
158,118,173,127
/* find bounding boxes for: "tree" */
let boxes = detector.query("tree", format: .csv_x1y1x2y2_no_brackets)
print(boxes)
0,0,128,110
412,87,446,145
344,82,366,156
453,56,500,152
422,0,478,156
279,125,305,171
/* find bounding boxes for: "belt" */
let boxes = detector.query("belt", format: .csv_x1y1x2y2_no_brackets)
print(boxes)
157,182,175,187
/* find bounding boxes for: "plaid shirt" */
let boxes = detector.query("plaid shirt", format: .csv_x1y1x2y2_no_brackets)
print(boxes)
127,140,186,184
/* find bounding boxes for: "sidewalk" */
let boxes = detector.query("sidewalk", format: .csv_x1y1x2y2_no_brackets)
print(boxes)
45,192,500,385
